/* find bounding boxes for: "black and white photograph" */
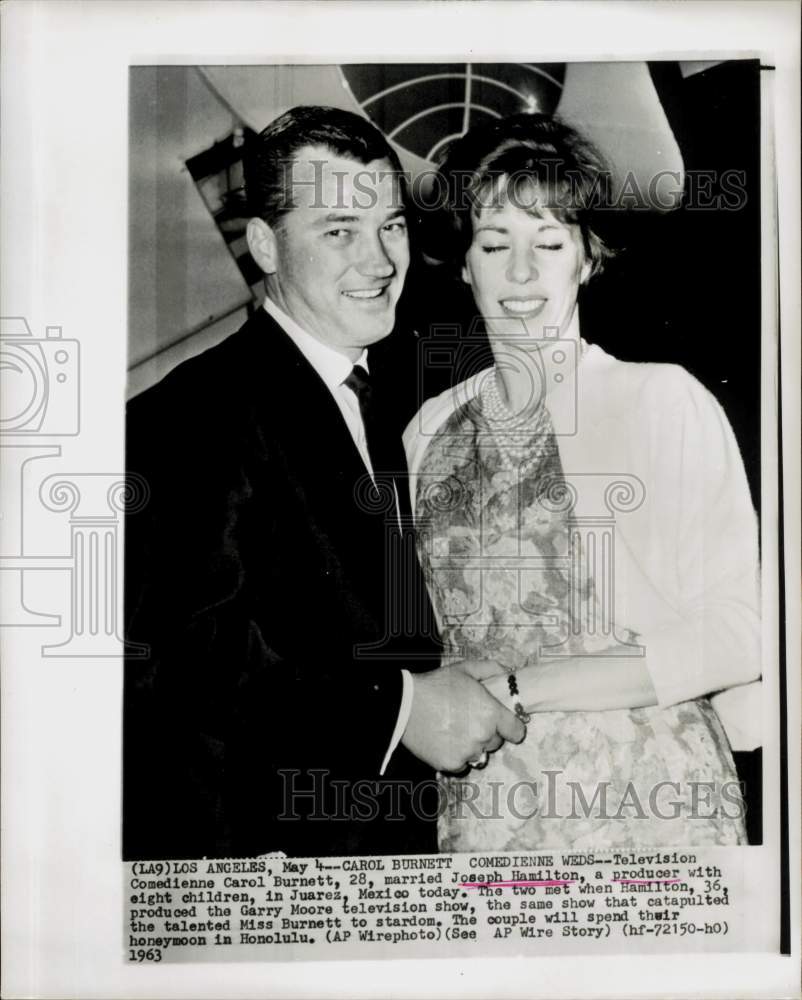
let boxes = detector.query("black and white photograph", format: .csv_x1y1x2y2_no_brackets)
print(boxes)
1,2,799,998
125,58,766,862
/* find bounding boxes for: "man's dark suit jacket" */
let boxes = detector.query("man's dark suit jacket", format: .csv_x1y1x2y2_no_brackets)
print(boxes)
123,307,442,860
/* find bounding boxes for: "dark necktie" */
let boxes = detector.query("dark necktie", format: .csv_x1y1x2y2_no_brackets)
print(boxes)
345,364,439,660
344,364,411,522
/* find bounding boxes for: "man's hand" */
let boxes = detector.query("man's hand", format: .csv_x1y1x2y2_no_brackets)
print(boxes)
401,662,526,773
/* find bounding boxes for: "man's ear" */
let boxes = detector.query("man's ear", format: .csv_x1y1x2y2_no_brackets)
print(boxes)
247,217,279,275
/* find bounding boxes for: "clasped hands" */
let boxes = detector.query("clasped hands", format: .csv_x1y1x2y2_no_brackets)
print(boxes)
401,658,525,773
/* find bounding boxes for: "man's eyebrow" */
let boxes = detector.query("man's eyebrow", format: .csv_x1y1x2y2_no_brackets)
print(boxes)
315,213,360,226
313,208,407,227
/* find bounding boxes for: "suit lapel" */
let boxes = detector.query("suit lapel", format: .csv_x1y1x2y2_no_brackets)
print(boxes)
230,308,438,662
241,309,369,478
236,309,391,565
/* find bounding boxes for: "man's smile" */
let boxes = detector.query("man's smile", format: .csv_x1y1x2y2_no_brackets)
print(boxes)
341,284,391,302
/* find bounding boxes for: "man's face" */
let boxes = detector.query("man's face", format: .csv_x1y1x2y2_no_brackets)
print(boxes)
254,146,409,359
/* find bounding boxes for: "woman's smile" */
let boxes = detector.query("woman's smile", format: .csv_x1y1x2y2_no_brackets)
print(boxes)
499,296,548,317
462,193,590,344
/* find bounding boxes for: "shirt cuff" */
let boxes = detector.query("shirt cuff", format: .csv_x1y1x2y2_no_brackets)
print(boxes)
379,670,414,775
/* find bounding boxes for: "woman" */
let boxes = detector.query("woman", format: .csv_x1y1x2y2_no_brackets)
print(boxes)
405,114,761,851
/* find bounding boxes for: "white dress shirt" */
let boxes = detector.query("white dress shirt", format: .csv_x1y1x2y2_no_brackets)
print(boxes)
262,297,414,773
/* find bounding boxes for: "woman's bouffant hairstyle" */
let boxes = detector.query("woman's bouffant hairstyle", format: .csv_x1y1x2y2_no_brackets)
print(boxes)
436,113,614,279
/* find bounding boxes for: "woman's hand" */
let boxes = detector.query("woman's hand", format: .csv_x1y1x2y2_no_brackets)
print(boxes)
481,670,513,707
477,656,659,714
444,657,507,682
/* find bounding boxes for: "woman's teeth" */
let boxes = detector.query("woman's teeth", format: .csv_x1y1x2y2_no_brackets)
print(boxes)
500,298,546,314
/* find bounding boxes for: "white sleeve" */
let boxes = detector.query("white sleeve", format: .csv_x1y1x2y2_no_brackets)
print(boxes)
379,670,414,775
639,370,762,710
710,681,763,751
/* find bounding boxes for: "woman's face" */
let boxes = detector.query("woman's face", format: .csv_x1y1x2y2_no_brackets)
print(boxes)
462,186,591,348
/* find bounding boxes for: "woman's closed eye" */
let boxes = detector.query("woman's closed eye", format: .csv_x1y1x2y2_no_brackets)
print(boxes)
479,242,565,254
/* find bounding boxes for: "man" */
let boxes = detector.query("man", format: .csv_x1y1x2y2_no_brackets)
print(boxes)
124,106,524,860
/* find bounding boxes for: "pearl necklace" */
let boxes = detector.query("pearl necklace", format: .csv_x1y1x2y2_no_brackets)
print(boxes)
480,372,556,472
480,340,589,473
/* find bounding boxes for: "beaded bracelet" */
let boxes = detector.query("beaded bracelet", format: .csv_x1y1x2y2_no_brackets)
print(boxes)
507,671,531,724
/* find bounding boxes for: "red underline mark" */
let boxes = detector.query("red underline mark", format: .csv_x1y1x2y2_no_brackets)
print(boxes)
460,880,574,889
611,879,681,884
460,878,682,890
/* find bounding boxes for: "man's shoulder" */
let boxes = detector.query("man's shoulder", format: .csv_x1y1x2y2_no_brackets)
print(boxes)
129,313,267,420
125,311,285,476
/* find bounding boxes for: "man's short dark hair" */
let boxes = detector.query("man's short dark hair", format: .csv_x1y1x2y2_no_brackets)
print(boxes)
246,105,406,228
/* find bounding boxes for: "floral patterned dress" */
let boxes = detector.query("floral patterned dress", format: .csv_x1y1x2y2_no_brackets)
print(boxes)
414,391,746,851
